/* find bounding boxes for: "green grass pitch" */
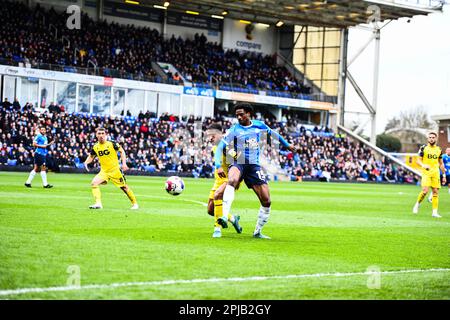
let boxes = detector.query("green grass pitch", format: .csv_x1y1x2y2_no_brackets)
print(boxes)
0,171,449,300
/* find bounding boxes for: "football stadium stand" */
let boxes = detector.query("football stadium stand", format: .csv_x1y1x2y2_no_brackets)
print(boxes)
0,102,419,184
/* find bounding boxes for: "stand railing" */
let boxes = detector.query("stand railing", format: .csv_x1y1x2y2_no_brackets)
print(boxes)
338,124,422,177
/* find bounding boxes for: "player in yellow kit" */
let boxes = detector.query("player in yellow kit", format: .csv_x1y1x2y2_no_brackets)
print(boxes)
413,132,446,218
206,123,242,238
83,127,138,210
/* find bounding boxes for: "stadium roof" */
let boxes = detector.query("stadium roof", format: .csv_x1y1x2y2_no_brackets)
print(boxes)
431,114,450,121
142,0,443,28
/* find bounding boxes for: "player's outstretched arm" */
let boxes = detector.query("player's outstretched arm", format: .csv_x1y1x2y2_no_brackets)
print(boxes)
118,146,129,171
263,123,299,153
84,155,95,172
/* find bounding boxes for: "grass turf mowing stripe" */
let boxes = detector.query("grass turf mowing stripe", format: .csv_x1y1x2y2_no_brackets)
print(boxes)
1,268,449,297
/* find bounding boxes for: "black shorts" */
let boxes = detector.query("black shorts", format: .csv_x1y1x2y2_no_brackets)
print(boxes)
34,153,46,166
230,164,267,189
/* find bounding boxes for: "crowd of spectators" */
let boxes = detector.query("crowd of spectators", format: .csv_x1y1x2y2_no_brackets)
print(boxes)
0,0,311,97
0,100,419,184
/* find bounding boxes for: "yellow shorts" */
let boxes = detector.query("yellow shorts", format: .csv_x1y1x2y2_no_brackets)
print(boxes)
208,177,228,200
96,169,127,188
421,173,441,189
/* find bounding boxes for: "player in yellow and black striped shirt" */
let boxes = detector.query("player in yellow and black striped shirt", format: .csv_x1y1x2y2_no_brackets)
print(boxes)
83,127,138,210
413,131,446,218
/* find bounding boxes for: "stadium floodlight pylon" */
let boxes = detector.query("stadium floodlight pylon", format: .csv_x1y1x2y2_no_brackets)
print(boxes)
337,17,384,145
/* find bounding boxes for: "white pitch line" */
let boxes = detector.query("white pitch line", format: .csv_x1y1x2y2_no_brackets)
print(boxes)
136,194,208,207
180,199,208,207
0,268,449,297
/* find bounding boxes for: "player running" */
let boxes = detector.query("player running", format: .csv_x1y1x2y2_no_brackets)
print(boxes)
413,132,446,218
206,123,242,238
83,127,139,210
25,126,54,188
215,104,299,239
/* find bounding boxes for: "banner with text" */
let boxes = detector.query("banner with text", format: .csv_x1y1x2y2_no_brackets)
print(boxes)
167,11,223,31
222,19,276,55
183,87,216,97
103,0,163,23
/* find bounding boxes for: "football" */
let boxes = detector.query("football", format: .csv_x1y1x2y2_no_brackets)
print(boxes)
165,176,185,196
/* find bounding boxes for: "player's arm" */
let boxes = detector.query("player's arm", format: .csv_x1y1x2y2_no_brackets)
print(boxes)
264,124,299,153
118,145,130,171
32,139,51,149
439,153,446,184
215,140,227,178
416,146,429,170
215,127,235,179
84,148,97,172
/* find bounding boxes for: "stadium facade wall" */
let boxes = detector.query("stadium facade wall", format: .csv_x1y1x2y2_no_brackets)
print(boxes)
0,65,337,120
0,65,216,119
432,115,450,152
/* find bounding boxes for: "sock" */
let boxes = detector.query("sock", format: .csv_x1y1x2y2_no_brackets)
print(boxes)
432,194,438,211
26,170,36,184
222,185,235,217
254,206,270,234
121,187,137,205
228,214,235,223
416,192,427,204
40,171,48,186
92,186,102,205
213,199,223,228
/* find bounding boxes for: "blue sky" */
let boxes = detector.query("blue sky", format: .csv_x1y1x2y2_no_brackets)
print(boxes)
345,4,450,133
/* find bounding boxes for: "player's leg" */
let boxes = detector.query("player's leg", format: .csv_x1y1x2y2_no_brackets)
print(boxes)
40,164,52,188
211,182,225,238
251,183,272,239
90,174,106,209
429,173,443,202
120,185,138,209
25,163,38,187
110,171,138,209
413,175,430,214
220,165,242,226
207,199,215,217
430,175,442,218
214,182,242,234
431,187,441,218
447,175,450,194
214,182,228,229
207,183,217,217
428,185,434,203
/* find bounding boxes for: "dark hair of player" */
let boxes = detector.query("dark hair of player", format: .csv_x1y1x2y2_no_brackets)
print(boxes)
233,103,253,114
428,131,437,137
96,127,106,133
207,123,222,131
